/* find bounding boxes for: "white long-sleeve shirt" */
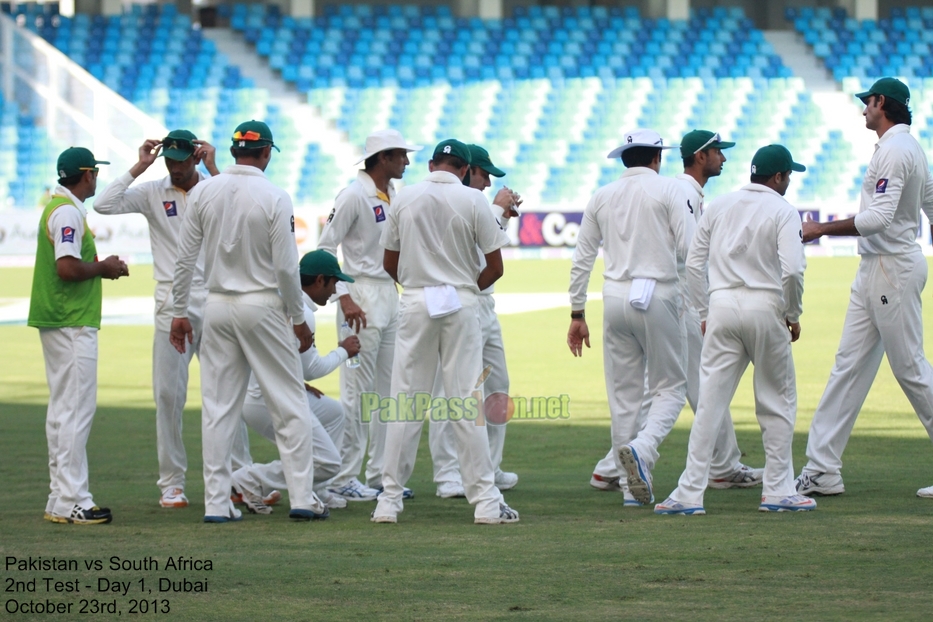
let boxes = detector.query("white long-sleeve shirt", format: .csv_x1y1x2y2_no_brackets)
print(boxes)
686,183,806,323
317,170,395,297
380,170,509,293
569,167,694,310
477,200,511,295
94,171,207,285
854,124,933,256
247,291,347,400
172,164,304,324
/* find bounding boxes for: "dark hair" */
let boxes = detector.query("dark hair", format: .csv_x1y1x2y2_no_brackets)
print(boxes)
880,96,912,125
749,172,789,184
58,172,86,187
364,153,380,171
433,153,468,169
231,146,268,159
621,147,660,168
300,274,337,287
682,154,696,168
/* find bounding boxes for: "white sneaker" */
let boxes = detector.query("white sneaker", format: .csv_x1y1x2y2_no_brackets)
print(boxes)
495,471,519,490
795,471,844,496
590,473,623,492
917,485,933,498
618,445,653,505
759,494,817,512
475,502,519,525
654,497,706,515
328,478,380,501
317,489,348,509
436,481,466,498
708,464,764,489
232,480,273,515
370,509,397,523
159,488,189,508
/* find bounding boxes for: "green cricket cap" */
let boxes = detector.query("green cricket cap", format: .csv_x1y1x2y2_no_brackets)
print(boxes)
750,144,806,177
161,129,198,161
680,130,736,158
467,144,505,177
57,147,109,179
432,138,471,164
232,120,280,152
855,77,910,106
299,250,354,282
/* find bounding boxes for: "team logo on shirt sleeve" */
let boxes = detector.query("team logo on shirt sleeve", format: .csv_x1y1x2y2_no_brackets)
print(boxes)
61,226,75,243
163,200,178,216
373,205,386,223
875,179,889,194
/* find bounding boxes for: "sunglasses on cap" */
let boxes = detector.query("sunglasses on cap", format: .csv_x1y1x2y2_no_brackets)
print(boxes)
163,137,195,152
694,133,722,154
232,130,263,141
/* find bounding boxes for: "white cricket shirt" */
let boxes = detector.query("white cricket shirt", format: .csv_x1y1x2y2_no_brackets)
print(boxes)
686,183,806,323
94,171,208,284
46,185,88,261
569,167,695,310
380,170,509,293
172,164,305,324
854,124,933,256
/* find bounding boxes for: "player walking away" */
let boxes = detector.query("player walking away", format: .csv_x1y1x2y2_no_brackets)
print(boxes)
796,77,933,499
656,144,812,515
170,120,326,523
231,250,362,514
567,129,692,507
372,139,519,525
429,143,522,499
318,129,421,503
589,130,764,499
29,147,129,524
94,130,251,510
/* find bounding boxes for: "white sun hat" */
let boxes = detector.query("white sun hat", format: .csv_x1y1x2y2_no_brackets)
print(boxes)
606,129,678,159
354,129,423,165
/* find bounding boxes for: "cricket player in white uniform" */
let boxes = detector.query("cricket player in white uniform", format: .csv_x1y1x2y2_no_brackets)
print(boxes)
656,144,814,514
29,147,129,524
568,129,692,507
589,130,763,499
231,251,362,514
796,78,933,499
170,120,326,523
372,139,519,525
318,129,421,502
429,143,522,498
94,131,250,509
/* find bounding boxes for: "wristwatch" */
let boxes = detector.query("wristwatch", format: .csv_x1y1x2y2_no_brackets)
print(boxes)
570,311,585,320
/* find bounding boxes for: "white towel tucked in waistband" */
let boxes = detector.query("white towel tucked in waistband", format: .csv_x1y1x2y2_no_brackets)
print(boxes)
629,278,656,311
424,284,462,318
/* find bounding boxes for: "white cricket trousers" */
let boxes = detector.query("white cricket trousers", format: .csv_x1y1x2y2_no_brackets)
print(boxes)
430,293,510,485
670,289,798,505
199,291,317,516
603,280,687,474
233,392,344,496
804,252,933,476
333,278,397,489
592,301,743,480
152,283,251,495
374,289,502,521
40,326,99,516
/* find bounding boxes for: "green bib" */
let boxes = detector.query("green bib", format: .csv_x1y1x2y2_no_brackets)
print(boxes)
27,196,102,329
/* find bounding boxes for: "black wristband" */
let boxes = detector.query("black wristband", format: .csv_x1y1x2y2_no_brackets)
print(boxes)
570,311,585,320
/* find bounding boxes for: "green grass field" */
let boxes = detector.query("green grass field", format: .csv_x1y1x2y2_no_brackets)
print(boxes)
2,258,933,621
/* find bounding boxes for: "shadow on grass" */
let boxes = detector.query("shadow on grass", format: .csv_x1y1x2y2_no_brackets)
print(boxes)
2,402,932,622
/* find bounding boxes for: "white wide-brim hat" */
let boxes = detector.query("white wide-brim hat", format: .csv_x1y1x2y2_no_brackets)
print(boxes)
607,128,678,159
354,129,423,165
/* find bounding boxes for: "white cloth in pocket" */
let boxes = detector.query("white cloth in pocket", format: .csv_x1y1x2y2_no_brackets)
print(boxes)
424,284,462,318
629,278,656,310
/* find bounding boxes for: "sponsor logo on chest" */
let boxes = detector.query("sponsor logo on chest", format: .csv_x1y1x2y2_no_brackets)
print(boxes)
163,200,178,217
373,205,386,223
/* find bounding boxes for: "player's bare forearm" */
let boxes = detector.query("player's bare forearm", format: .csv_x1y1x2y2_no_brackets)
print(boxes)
383,249,400,283
477,249,504,290
56,255,128,281
803,216,859,242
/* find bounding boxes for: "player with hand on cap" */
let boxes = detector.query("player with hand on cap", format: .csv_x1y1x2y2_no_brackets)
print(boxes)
171,120,327,523
656,144,810,515
29,147,128,524
94,130,251,510
430,143,522,498
796,77,933,500
568,129,693,507
372,139,518,525
318,129,422,503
